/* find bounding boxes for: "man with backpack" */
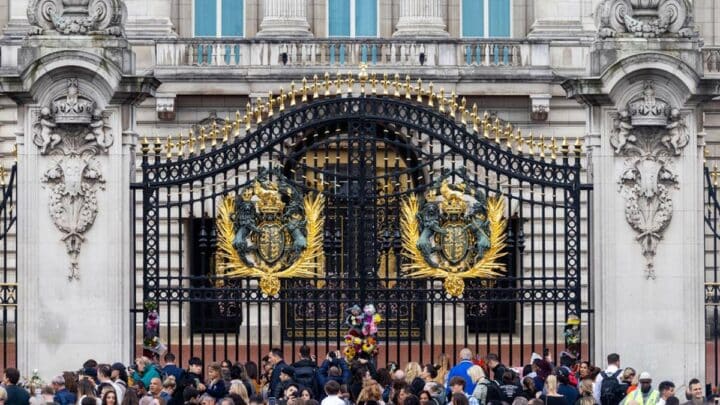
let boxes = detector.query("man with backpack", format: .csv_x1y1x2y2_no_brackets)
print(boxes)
593,353,627,405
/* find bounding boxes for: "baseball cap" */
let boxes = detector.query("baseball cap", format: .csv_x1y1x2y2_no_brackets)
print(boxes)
639,372,652,382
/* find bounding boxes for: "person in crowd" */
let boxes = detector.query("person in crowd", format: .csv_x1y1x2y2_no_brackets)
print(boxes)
4,368,30,405
434,356,451,387
498,371,521,403
300,388,314,402
665,397,679,405
293,346,318,396
317,351,350,399
446,349,475,395
593,354,623,405
532,361,552,393
269,349,289,399
392,385,412,405
621,369,637,396
576,363,592,389
404,395,420,405
229,380,250,405
198,395,215,405
448,377,478,405
182,387,199,405
98,365,123,404
537,375,568,405
576,379,595,405
420,365,438,385
205,363,227,400
418,391,435,405
133,358,162,391
375,369,392,404
682,378,704,405
520,378,535,401
556,368,578,405
405,364,424,397
231,364,255,397
278,368,298,400
174,358,204,405
321,381,344,405
484,355,506,386
111,364,129,399
656,382,675,405
425,382,446,405
102,391,118,405
356,382,383,405
243,363,260,397
451,393,469,405
149,378,164,399
467,366,491,405
350,364,373,402
78,378,100,405
161,377,175,404
163,355,184,382
281,383,300,404
512,397,528,405
338,384,351,405
621,372,658,405
53,375,78,405
122,388,139,405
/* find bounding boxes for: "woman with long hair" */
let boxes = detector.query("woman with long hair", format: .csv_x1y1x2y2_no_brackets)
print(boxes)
434,355,451,385
521,377,536,400
78,378,100,405
450,393,468,405
102,391,118,405
574,379,596,405
244,362,261,396
229,380,250,405
468,366,491,405
622,368,637,395
537,376,568,405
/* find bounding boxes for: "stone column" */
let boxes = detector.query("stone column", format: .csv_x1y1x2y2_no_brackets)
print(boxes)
256,0,312,38
2,0,29,38
527,0,595,38
393,0,449,38
1,0,157,377
123,0,176,38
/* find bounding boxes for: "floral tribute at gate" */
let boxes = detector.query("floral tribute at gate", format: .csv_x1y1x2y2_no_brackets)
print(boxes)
215,167,325,296
400,168,508,297
343,304,383,362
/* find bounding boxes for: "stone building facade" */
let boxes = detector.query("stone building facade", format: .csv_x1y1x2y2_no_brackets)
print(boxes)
0,0,717,387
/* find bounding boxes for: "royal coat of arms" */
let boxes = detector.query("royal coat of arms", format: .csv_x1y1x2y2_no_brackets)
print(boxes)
215,167,325,296
400,169,507,297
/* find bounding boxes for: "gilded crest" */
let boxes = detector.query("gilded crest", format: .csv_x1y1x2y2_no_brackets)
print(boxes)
401,169,507,297
215,167,325,296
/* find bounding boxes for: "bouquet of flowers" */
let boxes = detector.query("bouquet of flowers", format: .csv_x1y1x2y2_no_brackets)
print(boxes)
343,303,382,362
143,301,166,355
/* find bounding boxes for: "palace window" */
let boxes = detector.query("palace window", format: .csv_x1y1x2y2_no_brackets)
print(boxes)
194,0,244,37
328,0,378,37
461,0,511,38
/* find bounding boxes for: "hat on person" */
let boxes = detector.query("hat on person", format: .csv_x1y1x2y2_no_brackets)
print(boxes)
530,352,542,363
639,372,652,382
51,375,65,385
110,362,126,371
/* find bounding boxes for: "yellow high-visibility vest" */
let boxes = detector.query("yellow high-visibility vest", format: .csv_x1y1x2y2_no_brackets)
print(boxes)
625,389,660,405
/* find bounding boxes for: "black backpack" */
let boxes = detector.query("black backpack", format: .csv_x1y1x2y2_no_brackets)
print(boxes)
600,370,626,405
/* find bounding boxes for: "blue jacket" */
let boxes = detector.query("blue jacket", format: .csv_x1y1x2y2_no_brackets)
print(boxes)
54,389,77,405
162,364,184,381
317,359,351,398
445,360,476,395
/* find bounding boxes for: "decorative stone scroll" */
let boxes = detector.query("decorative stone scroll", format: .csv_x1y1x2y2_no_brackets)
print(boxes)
610,80,689,279
27,0,127,36
31,79,114,280
596,0,696,38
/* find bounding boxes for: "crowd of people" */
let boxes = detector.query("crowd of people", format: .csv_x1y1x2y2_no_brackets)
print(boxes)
0,349,712,405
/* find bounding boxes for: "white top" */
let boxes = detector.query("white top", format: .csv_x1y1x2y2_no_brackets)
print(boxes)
593,365,623,404
321,395,346,405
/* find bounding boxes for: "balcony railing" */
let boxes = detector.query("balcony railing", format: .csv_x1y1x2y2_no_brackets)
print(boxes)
155,38,550,69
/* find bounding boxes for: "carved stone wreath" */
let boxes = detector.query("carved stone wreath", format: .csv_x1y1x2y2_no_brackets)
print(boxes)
27,0,127,36
32,79,113,280
610,81,689,279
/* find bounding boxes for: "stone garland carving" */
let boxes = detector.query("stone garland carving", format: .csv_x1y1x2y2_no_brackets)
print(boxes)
609,81,689,279
31,79,113,280
27,0,126,36
597,0,696,38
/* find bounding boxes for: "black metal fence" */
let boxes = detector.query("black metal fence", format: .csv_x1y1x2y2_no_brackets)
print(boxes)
132,92,592,368
0,163,17,368
705,166,720,386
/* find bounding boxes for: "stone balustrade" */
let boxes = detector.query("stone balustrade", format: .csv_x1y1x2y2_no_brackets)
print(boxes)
155,39,548,69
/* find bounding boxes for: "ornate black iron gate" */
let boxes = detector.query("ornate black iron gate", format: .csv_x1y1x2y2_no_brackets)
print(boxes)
132,79,592,367
0,163,17,368
705,166,720,386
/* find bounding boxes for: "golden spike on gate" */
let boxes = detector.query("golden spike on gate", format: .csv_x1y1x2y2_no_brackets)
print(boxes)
382,73,389,95
482,112,490,138
506,129,513,150
199,127,207,151
177,132,185,157
550,137,558,160
515,129,523,154
141,137,150,155
347,71,355,95
267,91,274,118
416,78,423,103
405,75,412,100
255,98,264,124
165,135,174,159
438,88,445,113
301,77,308,102
188,130,196,155
528,132,535,156
370,73,377,95
574,136,582,155
210,121,218,147
153,136,162,155
279,88,286,112
222,118,230,143
324,72,331,96
561,136,569,156
0,166,6,187
427,83,434,107
460,98,468,125
244,103,252,131
359,66,368,95
539,135,546,158
11,144,17,162
449,91,457,119
712,164,719,186
335,73,343,96
393,74,401,97
313,75,319,98
234,110,241,136
290,81,297,106
471,103,478,133
704,146,709,164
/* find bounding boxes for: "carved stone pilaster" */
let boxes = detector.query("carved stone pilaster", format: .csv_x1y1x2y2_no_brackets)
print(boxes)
31,79,113,280
610,80,689,279
256,0,312,38
393,0,449,38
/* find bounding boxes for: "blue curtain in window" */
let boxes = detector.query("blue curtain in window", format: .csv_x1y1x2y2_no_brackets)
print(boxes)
462,0,484,37
355,0,377,37
222,0,244,36
329,0,351,36
195,0,217,36
489,0,510,37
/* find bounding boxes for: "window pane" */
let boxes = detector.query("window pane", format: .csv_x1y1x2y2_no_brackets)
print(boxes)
329,0,351,36
462,0,484,37
222,0,244,36
194,0,217,37
489,0,510,37
355,0,377,37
